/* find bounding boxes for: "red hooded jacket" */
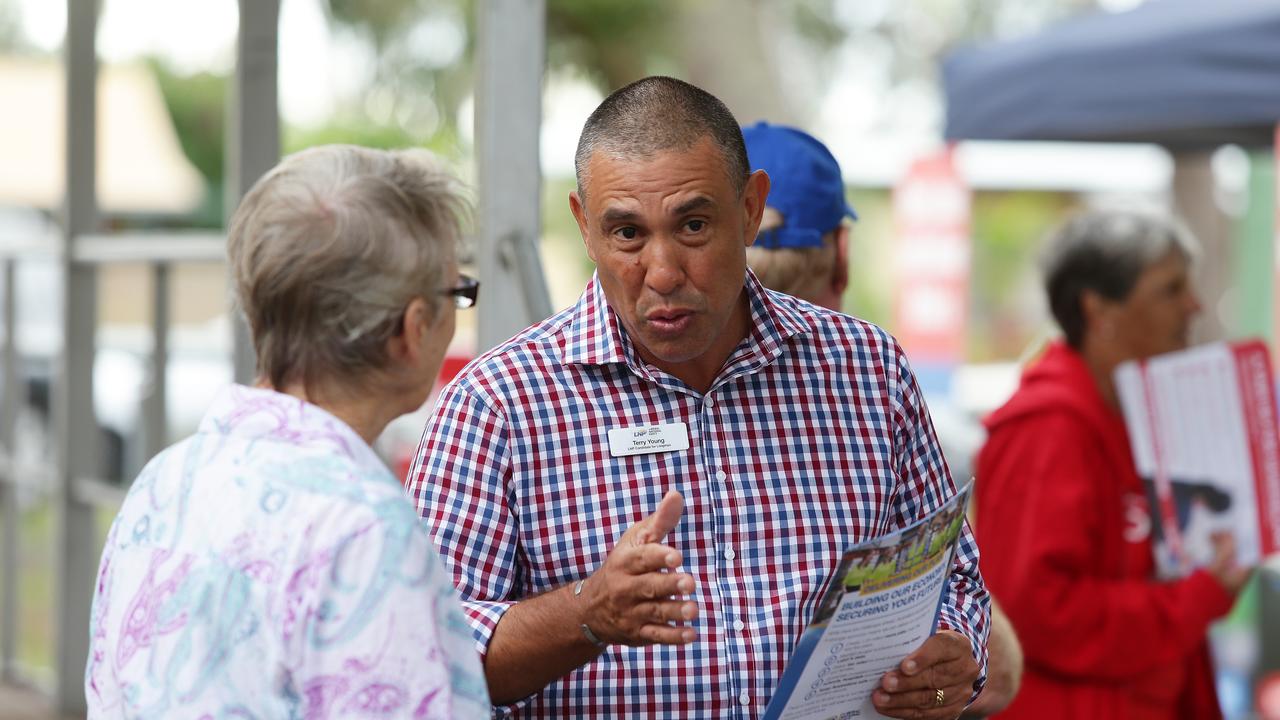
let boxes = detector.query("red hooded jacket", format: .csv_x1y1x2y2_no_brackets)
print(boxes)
975,342,1233,720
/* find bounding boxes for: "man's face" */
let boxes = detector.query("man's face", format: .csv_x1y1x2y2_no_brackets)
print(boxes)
569,137,768,386
1107,248,1201,359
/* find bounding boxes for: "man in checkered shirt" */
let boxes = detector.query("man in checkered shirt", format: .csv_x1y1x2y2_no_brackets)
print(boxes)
408,76,990,719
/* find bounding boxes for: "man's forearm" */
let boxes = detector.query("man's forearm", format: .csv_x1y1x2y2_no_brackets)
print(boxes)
484,583,606,705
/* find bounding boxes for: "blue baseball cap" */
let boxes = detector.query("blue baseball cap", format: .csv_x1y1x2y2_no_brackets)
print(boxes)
742,121,857,249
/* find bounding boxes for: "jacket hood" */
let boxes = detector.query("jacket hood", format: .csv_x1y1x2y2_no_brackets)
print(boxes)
984,341,1121,434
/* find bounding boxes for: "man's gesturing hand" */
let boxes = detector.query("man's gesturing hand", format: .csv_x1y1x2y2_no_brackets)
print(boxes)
871,630,979,719
577,490,699,646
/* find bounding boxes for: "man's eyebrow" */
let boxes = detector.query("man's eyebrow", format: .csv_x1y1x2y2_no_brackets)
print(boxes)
673,196,714,216
601,207,640,225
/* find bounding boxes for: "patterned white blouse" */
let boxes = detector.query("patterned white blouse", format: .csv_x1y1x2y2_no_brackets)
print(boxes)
86,384,490,719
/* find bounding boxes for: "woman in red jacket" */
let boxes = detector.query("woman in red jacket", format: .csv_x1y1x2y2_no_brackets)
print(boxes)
975,209,1253,720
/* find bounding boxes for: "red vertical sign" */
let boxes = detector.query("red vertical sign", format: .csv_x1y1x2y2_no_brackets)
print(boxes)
1274,122,1280,364
891,146,972,365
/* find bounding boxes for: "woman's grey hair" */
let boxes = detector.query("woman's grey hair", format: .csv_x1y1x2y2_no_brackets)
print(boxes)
1041,208,1199,349
226,144,468,393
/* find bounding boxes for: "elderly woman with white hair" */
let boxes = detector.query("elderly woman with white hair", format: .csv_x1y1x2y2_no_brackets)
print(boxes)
85,145,489,719
974,208,1252,720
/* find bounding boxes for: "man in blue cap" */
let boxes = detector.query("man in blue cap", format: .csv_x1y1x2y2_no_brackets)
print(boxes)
742,120,1024,718
742,121,856,313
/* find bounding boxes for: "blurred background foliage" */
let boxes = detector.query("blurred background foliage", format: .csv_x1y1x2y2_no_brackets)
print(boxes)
0,0,1120,357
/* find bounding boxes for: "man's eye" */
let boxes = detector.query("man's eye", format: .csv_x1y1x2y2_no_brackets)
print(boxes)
686,220,706,232
617,227,638,240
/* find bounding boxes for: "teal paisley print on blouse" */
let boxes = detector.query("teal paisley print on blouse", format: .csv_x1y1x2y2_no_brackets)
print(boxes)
86,384,490,719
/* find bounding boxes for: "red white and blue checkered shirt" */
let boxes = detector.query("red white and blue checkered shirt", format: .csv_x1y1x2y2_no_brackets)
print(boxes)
409,271,989,719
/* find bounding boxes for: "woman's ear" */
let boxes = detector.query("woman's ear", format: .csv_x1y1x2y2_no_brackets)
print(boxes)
1080,289,1116,340
387,297,432,366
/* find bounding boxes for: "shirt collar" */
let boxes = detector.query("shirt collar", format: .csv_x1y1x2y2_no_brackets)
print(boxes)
198,384,393,482
560,269,810,385
560,273,633,367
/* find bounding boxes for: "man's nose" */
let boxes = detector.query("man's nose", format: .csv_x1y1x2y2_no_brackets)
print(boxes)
643,237,685,295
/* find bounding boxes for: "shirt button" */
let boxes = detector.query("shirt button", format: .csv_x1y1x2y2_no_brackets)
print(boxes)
723,547,736,560
715,469,727,481
704,395,715,409
733,619,746,632
738,691,750,706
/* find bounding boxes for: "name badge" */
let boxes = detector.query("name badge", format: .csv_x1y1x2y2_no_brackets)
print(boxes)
607,422,690,457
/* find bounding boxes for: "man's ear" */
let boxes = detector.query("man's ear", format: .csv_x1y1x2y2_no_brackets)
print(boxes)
831,225,851,297
568,189,595,263
742,169,770,247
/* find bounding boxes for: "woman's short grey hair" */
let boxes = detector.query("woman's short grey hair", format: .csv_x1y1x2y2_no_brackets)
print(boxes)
226,144,468,393
1041,208,1199,348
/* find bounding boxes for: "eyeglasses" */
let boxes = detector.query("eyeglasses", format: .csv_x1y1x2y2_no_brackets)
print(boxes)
442,274,479,309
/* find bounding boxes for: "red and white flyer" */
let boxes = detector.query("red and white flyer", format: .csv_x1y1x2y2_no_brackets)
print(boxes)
1114,339,1280,579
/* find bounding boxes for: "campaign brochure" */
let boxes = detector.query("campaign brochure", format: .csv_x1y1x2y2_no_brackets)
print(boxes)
763,482,973,720
1114,339,1280,578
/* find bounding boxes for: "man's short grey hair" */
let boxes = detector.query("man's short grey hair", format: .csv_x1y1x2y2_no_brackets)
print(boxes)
227,144,467,393
574,76,749,200
1041,208,1199,348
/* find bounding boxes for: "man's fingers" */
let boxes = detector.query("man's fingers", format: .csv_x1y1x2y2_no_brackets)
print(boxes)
926,655,975,688
627,570,695,601
636,622,697,646
620,543,684,574
879,670,924,694
875,633,978,720
635,490,684,544
872,680,971,717
881,659,973,697
1211,532,1237,564
900,630,970,677
637,598,699,624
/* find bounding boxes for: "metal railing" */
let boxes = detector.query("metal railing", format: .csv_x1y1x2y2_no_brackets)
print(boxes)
0,231,227,690
2,0,546,711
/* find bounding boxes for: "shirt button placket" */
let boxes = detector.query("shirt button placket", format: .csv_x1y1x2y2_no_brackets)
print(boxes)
707,391,750,717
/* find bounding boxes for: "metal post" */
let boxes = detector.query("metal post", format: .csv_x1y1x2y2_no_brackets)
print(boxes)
1,259,18,681
227,0,281,384
1173,151,1231,343
54,0,99,711
142,263,168,460
475,0,550,351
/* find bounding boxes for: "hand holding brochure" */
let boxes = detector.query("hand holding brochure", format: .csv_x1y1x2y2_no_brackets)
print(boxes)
1114,339,1280,578
764,481,974,720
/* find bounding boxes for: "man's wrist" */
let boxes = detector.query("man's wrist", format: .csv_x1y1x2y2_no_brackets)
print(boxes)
574,578,609,649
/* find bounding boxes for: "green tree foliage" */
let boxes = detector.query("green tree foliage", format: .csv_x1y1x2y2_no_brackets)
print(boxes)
968,190,1072,360
150,60,227,226
544,0,677,89
324,0,472,142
